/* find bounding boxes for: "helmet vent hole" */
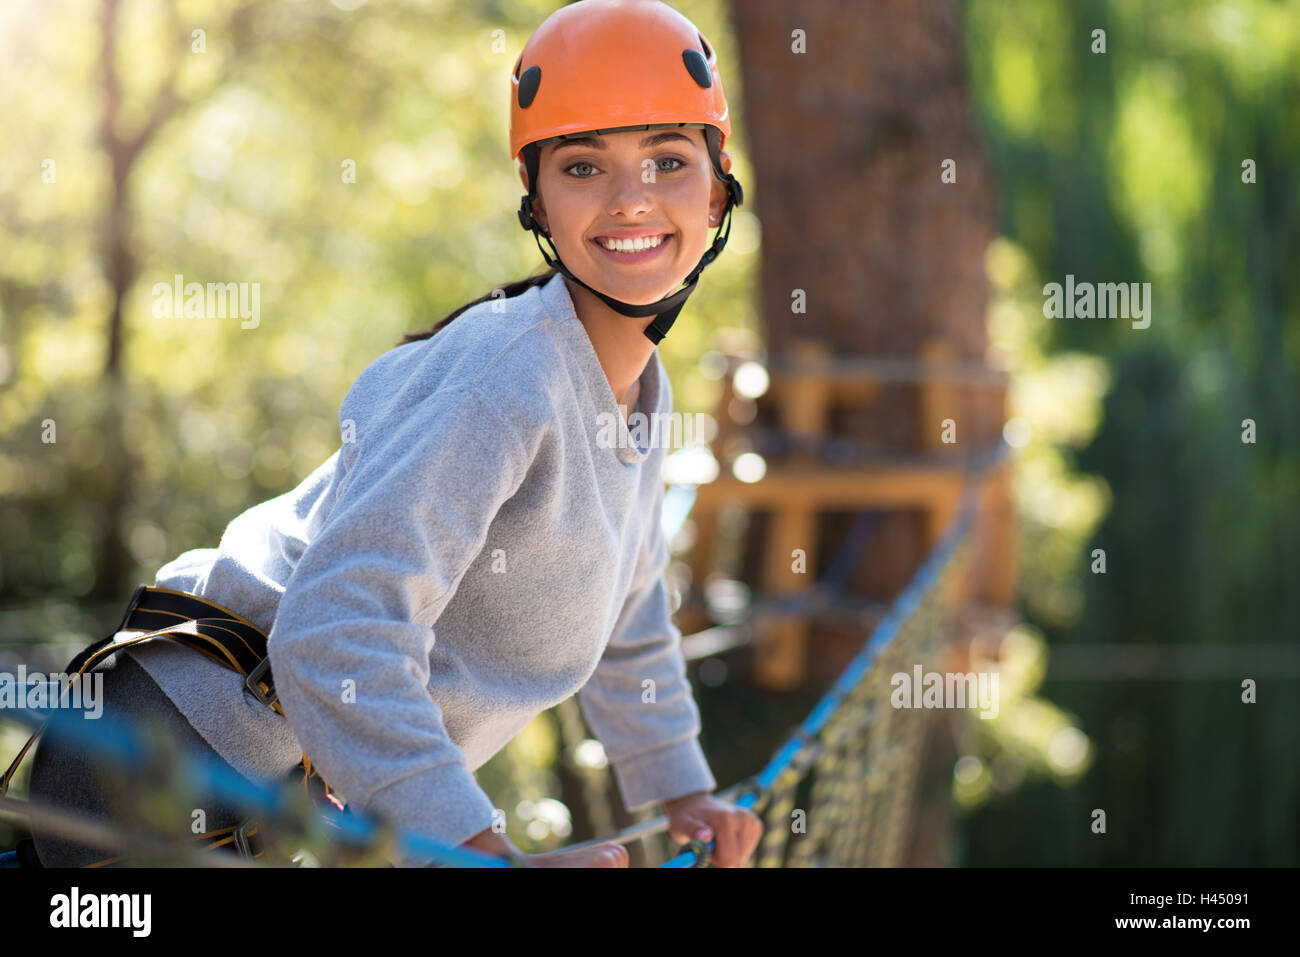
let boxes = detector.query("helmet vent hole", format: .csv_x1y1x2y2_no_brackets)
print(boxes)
681,49,711,89
698,33,712,59
517,65,541,108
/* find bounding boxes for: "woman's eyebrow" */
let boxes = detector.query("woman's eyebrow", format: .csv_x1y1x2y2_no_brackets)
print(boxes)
551,131,695,153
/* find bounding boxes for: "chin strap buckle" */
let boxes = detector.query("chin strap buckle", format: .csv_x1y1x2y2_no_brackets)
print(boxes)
642,302,685,345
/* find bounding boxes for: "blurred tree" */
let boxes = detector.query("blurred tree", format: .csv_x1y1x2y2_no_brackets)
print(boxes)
92,0,263,599
955,0,1300,865
725,0,1003,601
723,0,1000,861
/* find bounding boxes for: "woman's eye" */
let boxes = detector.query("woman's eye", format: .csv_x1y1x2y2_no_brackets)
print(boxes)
564,157,686,178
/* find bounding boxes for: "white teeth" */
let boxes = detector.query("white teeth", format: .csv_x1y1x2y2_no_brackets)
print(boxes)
599,234,666,252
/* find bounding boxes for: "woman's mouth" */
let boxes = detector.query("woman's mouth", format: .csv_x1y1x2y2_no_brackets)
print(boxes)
590,233,673,264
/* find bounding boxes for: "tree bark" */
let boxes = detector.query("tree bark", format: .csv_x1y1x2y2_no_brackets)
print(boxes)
726,0,999,601
724,0,1001,860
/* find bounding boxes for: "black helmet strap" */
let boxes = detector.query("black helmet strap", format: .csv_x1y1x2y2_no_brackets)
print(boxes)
516,124,743,345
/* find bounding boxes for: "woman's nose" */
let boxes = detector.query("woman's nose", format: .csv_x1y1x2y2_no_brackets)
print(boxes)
605,167,658,215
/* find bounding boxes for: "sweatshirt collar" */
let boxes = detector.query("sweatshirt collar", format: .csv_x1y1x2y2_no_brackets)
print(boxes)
539,271,663,467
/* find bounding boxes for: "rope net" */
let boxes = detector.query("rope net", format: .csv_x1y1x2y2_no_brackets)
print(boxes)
750,551,966,868
656,486,978,867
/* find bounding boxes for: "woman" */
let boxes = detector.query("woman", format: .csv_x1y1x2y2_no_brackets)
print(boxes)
13,0,762,868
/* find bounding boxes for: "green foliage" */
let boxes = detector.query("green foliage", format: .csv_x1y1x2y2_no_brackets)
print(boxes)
959,0,1300,864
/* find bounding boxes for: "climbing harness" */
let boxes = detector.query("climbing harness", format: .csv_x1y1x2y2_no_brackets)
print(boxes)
0,584,338,867
509,0,745,345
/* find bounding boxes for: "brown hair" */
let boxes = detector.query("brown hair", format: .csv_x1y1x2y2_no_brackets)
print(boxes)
394,265,561,347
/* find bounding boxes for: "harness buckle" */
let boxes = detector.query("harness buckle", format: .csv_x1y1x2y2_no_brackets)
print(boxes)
244,657,278,709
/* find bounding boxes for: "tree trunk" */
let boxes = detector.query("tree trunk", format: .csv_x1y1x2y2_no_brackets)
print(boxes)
91,0,135,601
728,0,1000,580
725,0,1001,862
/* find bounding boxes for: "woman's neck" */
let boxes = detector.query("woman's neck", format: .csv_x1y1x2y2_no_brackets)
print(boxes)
564,275,656,413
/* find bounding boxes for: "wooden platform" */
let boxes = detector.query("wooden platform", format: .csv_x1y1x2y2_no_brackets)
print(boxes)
680,340,1017,690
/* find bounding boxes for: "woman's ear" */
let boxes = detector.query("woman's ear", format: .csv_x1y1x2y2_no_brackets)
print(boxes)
518,160,550,234
531,195,549,235
708,151,734,224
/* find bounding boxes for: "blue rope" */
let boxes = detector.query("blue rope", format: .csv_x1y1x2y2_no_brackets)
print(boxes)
0,701,510,868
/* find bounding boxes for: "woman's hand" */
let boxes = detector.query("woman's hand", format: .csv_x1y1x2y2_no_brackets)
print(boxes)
525,843,629,868
663,790,764,867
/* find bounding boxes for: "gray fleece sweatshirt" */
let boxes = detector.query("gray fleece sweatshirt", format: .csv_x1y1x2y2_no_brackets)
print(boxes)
122,270,716,864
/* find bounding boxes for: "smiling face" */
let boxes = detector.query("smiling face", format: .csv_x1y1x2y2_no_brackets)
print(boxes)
524,126,733,306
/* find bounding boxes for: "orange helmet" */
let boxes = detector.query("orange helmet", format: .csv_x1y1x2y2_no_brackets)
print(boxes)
509,0,732,169
509,0,744,344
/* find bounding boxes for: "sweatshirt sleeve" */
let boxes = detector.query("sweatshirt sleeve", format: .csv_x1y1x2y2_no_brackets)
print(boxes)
576,478,717,813
267,385,527,866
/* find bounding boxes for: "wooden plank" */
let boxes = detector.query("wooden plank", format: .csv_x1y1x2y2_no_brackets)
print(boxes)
753,341,831,689
693,466,967,508
768,377,884,404
755,504,817,689
781,341,833,464
766,354,1010,387
918,340,959,452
